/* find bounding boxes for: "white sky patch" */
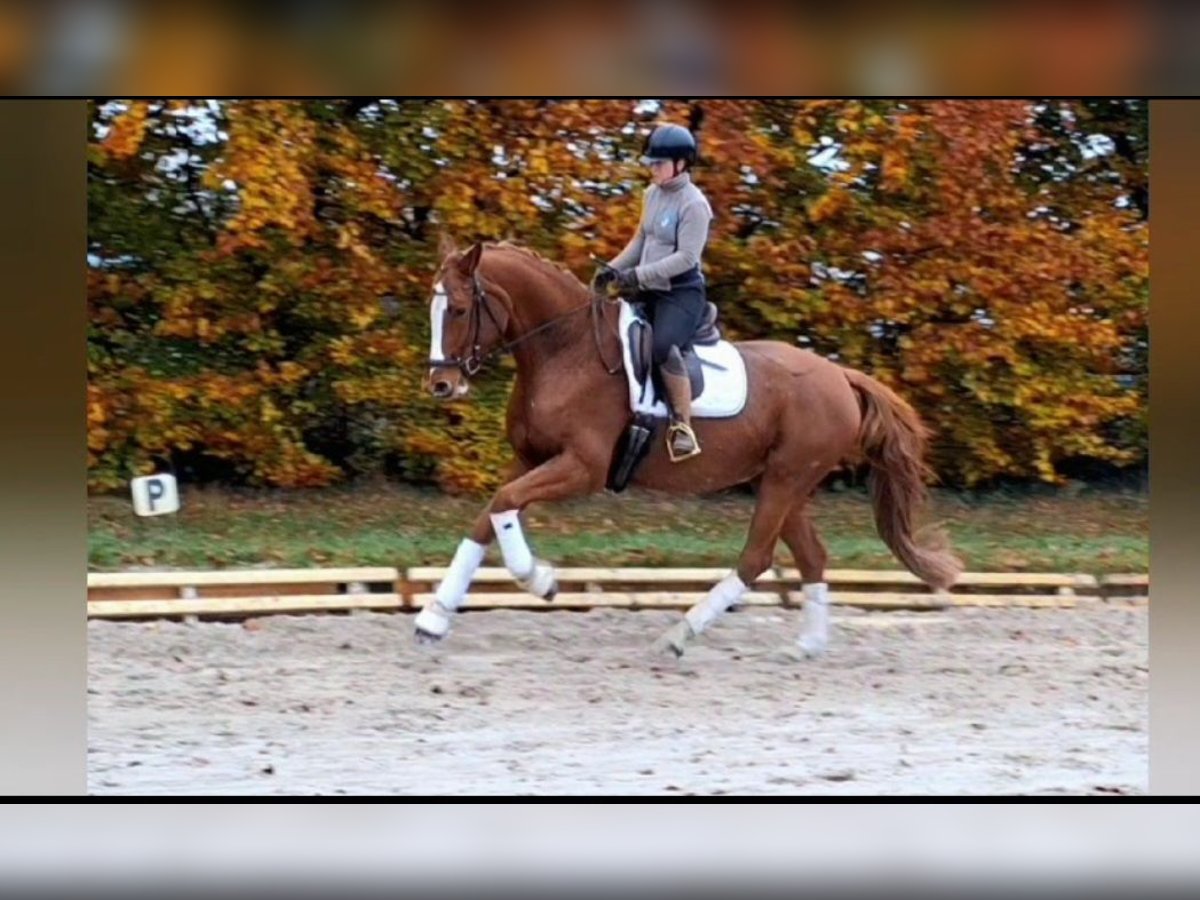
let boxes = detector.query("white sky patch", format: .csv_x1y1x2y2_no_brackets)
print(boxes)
1080,133,1117,159
808,143,849,172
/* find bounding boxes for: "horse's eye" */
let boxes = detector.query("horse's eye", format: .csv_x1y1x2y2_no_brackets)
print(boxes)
451,307,467,318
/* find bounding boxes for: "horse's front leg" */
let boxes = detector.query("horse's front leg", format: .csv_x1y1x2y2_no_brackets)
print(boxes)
413,458,526,644
485,450,599,600
413,453,598,642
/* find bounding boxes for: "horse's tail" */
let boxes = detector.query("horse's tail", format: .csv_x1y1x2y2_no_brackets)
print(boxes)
843,368,962,591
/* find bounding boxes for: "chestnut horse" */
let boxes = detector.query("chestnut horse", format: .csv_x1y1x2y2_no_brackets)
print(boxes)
417,238,961,657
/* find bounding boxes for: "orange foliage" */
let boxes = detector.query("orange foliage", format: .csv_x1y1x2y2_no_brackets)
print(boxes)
88,99,1147,492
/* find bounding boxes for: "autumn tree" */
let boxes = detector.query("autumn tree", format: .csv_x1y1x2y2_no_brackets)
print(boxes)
88,99,1147,493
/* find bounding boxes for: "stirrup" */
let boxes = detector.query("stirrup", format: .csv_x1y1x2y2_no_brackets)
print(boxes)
666,421,702,463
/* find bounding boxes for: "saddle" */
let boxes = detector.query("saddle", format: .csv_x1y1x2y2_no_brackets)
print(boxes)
626,300,723,400
608,301,743,493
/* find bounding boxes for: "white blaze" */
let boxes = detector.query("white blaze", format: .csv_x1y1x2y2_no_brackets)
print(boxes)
429,281,447,368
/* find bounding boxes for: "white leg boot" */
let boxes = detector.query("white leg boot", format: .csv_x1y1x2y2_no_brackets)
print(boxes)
491,509,557,600
795,582,831,657
654,572,747,657
414,537,486,641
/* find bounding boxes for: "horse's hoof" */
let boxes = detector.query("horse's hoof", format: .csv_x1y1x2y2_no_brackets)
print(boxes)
413,604,451,644
796,634,828,658
519,558,558,601
652,620,692,658
650,636,684,658
762,640,824,663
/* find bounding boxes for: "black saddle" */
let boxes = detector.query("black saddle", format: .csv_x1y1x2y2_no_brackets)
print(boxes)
607,302,725,493
627,301,724,400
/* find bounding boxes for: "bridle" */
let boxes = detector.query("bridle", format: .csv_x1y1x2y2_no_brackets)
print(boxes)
427,272,623,377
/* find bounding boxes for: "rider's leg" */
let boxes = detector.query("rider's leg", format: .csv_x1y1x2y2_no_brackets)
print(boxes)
660,347,700,461
650,293,705,461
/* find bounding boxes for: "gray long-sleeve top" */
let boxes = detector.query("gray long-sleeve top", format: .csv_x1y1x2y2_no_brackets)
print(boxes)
608,171,713,291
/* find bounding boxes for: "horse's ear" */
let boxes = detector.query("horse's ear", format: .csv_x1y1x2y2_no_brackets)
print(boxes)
437,232,457,259
457,241,484,276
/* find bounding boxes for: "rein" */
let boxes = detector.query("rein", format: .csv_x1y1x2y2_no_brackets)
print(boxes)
427,273,623,377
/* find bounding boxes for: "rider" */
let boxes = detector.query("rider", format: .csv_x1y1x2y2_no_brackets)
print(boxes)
594,123,713,462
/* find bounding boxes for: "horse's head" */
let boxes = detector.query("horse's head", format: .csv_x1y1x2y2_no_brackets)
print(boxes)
425,238,510,400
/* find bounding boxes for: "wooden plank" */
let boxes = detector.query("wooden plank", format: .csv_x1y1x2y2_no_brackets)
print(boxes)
776,568,1097,589
89,583,379,602
87,568,399,589
185,583,341,599
784,591,1077,609
1099,574,1149,588
1098,574,1149,604
1099,578,1147,592
406,566,772,585
88,593,405,619
798,591,949,610
944,594,1077,608
87,586,176,603
411,591,783,610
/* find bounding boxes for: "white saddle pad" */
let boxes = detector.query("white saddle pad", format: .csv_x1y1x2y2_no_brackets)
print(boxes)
617,300,748,419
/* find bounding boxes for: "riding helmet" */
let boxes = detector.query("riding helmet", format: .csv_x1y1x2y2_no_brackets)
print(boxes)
640,123,697,166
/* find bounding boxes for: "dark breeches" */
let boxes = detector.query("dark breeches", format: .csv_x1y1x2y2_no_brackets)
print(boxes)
641,285,706,367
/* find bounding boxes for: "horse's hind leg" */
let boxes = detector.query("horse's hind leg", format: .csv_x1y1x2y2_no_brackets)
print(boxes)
779,503,832,657
654,467,799,657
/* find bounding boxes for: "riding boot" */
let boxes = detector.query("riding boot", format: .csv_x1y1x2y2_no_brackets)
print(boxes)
660,358,701,462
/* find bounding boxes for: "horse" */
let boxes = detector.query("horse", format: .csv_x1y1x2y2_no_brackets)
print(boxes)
416,237,961,657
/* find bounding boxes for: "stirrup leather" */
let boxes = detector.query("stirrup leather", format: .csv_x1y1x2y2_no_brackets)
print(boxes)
666,420,701,462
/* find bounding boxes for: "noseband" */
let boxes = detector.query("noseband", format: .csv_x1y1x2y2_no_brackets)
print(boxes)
427,273,622,377
427,274,505,377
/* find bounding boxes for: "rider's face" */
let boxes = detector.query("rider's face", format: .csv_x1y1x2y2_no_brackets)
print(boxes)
648,158,677,185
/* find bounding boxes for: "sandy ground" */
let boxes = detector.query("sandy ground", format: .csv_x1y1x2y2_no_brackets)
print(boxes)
88,603,1147,795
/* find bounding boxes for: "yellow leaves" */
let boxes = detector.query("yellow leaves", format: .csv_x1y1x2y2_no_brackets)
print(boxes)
349,305,378,330
260,397,282,425
102,101,150,160
277,361,308,385
527,148,550,176
210,101,315,243
85,99,1145,494
791,126,815,147
809,189,850,224
881,149,910,192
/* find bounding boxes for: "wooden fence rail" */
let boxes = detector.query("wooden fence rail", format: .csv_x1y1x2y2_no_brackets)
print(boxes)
86,566,1146,620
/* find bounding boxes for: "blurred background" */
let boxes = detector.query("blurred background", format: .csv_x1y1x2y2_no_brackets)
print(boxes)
0,2,1186,95
3,803,1200,894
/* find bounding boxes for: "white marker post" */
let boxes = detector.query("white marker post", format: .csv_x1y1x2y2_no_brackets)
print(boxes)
130,471,185,608
131,473,180,517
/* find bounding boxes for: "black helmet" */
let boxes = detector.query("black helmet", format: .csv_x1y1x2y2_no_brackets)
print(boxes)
640,124,696,166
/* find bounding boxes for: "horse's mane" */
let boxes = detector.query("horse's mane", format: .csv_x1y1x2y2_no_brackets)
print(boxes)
485,241,588,295
477,241,598,351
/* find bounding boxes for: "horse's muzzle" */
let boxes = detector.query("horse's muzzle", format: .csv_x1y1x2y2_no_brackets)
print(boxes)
426,369,470,400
